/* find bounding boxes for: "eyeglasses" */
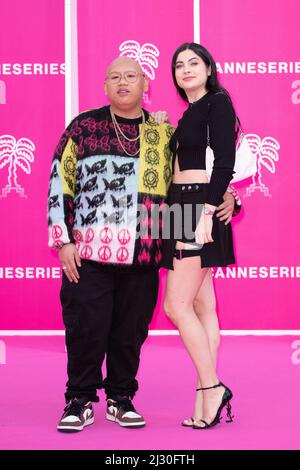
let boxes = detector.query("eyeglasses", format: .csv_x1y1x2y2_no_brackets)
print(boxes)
105,71,144,84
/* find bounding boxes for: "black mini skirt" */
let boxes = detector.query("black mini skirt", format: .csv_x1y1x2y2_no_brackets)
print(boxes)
161,183,235,270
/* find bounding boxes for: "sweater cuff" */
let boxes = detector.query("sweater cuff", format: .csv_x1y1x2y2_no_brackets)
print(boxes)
227,185,242,216
205,171,234,207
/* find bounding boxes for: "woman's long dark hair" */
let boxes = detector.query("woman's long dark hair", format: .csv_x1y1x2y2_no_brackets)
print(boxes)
171,42,232,104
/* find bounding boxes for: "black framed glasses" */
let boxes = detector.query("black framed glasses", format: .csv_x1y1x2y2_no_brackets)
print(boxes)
105,71,145,84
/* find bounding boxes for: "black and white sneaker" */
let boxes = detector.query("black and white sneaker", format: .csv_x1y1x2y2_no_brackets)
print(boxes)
106,397,146,428
57,398,94,432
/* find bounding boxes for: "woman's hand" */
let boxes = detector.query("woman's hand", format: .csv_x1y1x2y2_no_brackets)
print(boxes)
150,110,170,124
195,211,214,245
59,243,81,283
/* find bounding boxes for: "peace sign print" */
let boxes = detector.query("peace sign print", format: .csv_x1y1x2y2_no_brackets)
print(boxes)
85,228,94,243
52,225,63,240
116,246,129,262
117,229,131,245
100,227,113,244
80,245,93,259
53,240,63,249
98,245,112,262
72,229,83,242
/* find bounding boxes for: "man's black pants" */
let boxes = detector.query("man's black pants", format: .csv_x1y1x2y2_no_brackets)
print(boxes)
60,260,159,403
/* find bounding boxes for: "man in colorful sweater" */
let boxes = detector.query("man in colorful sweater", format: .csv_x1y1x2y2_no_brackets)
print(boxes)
48,56,240,432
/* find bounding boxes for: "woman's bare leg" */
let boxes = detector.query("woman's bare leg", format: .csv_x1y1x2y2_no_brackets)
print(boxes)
183,269,220,424
164,255,219,403
164,242,226,427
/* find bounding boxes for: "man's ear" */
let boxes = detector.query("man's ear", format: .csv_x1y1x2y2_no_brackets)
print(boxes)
143,77,149,93
104,82,108,95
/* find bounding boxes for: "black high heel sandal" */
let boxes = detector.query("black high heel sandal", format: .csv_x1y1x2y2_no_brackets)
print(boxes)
181,417,195,427
193,382,234,429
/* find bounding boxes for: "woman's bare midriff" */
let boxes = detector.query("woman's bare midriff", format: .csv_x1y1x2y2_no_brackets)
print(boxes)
172,156,209,252
172,157,209,184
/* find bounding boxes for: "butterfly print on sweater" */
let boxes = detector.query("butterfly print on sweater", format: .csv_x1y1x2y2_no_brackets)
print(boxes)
85,159,107,176
80,210,98,226
74,196,83,210
50,164,58,179
112,161,135,176
86,192,106,209
102,209,125,225
49,195,60,209
103,177,126,192
82,176,98,192
111,194,133,209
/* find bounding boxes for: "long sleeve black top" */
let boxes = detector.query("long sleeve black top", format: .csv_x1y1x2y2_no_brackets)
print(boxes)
169,91,236,206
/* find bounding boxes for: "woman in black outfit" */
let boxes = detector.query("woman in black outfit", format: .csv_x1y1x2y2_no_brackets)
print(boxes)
162,43,237,429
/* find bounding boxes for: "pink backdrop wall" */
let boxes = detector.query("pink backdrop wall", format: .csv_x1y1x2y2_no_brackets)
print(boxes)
200,0,300,329
0,0,65,329
0,0,299,329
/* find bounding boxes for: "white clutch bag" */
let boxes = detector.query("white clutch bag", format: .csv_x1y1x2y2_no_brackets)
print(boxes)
205,121,257,183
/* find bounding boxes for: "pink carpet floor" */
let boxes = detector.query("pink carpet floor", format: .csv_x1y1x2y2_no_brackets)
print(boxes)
0,335,299,450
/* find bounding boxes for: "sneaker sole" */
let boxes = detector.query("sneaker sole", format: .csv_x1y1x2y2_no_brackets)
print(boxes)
106,413,145,428
57,416,94,432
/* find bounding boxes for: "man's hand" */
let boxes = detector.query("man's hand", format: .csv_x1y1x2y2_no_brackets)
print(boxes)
59,243,81,283
150,110,170,124
215,192,235,225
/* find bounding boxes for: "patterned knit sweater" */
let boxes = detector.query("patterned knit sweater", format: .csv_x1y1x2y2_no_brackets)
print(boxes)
47,106,174,268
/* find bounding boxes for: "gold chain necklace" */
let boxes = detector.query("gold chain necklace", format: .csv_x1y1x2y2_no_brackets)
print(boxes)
110,107,145,141
110,107,145,157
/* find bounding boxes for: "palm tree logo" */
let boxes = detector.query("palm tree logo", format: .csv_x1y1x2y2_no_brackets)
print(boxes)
0,134,35,199
119,40,160,104
244,134,280,198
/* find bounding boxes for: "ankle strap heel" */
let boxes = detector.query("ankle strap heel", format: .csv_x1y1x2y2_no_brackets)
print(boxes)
193,381,234,429
196,381,224,392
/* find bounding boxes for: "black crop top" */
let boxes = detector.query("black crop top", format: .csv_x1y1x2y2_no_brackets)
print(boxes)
169,91,237,207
